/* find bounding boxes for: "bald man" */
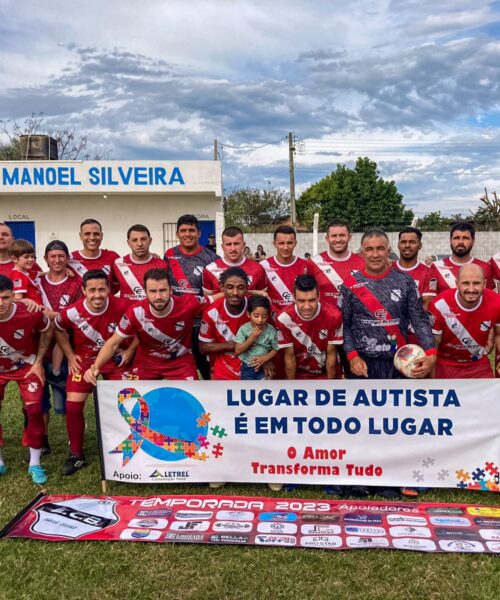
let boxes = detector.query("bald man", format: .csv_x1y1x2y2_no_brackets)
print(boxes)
428,264,500,378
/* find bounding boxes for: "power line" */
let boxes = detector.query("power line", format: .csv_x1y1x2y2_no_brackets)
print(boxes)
219,136,287,151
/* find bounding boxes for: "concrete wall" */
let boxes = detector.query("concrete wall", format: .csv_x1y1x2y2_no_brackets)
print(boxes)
243,231,500,261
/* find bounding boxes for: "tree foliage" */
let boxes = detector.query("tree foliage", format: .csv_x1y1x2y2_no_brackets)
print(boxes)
224,187,289,231
470,188,500,230
296,157,414,231
417,211,453,232
0,114,108,161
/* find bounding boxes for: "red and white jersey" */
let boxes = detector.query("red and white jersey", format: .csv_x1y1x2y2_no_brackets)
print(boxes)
55,296,130,366
276,303,343,377
429,288,500,366
113,254,168,301
116,296,209,368
0,260,41,279
9,268,43,304
199,297,250,380
490,253,500,293
69,249,120,287
0,303,50,373
392,261,437,298
202,257,267,294
310,251,364,307
37,274,83,312
260,256,312,312
431,257,493,294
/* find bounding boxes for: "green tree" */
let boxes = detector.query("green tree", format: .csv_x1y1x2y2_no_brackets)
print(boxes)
470,189,500,230
417,211,453,231
224,187,289,231
296,157,413,231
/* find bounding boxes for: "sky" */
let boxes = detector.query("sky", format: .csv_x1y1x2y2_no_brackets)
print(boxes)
1,0,500,216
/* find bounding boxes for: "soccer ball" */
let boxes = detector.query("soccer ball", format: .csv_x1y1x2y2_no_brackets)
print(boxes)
393,344,426,378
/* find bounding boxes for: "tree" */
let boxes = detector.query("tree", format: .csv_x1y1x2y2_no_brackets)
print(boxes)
296,157,414,231
0,114,108,160
470,188,500,230
224,187,289,231
417,211,453,232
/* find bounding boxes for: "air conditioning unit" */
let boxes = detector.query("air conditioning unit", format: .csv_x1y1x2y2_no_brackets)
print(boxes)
19,135,58,160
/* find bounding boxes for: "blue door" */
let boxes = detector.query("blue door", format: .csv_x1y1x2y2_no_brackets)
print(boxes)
198,220,216,247
6,221,36,246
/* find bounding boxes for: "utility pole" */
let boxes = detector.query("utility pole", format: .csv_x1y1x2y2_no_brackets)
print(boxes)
288,132,296,226
214,139,218,161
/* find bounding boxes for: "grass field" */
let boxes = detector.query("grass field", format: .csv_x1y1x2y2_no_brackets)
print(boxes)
0,382,499,600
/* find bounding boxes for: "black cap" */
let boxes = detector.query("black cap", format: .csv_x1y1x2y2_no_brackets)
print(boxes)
45,240,69,256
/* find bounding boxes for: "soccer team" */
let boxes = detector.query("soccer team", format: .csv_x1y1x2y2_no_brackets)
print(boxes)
0,216,498,487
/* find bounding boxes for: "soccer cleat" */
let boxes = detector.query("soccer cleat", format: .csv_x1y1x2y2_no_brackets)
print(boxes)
401,487,419,498
268,484,284,491
41,443,52,457
28,465,47,484
62,454,86,476
0,464,7,476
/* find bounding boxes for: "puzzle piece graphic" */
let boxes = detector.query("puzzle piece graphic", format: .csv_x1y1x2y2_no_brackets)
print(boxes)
486,480,499,492
412,470,424,482
212,442,224,458
471,468,486,482
422,457,435,468
193,452,208,461
210,425,228,438
484,462,499,476
197,412,212,427
197,434,209,449
437,469,449,481
455,469,470,482
457,481,468,489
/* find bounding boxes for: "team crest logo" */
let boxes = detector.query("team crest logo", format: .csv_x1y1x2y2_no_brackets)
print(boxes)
194,266,204,277
102,266,111,274
175,321,185,331
480,321,491,332
319,329,328,339
28,381,39,393
107,322,117,333
390,289,402,302
59,295,71,307
14,329,24,339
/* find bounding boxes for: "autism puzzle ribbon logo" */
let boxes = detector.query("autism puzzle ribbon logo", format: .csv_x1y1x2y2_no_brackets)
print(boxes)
110,387,228,466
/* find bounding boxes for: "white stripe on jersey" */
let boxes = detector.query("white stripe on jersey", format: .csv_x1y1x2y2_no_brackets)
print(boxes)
37,279,52,309
115,258,145,300
277,312,325,370
311,255,344,290
68,259,88,279
260,259,294,305
434,261,456,289
133,304,189,357
0,336,35,365
434,297,485,360
66,306,106,349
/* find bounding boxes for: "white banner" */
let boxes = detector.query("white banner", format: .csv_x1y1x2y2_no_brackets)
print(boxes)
96,380,500,491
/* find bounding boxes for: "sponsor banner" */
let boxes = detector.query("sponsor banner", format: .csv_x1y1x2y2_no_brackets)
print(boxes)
2,494,499,554
95,380,500,490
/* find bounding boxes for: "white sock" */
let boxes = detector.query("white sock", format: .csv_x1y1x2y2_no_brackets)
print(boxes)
29,448,42,467
0,448,4,466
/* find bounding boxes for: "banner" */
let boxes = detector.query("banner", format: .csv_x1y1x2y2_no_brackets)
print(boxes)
2,494,500,553
95,380,500,490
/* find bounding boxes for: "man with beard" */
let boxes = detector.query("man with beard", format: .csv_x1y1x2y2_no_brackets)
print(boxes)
431,221,493,294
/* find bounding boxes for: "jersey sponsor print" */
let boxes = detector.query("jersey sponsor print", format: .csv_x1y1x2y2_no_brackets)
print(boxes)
260,256,311,312
202,257,266,294
113,255,168,301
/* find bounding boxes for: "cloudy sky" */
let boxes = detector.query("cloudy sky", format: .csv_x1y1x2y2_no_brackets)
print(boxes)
1,0,500,216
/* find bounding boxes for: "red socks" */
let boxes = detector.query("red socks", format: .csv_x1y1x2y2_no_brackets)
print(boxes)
25,403,45,449
66,401,85,457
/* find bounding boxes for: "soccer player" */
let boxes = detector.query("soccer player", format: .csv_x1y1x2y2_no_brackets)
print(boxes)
164,215,219,379
0,275,53,483
260,225,311,314
341,229,436,380
69,219,119,289
429,264,500,378
392,227,436,311
431,221,493,293
55,269,133,475
84,268,212,383
491,251,500,293
276,275,343,379
8,239,43,304
310,218,364,308
37,240,83,453
199,267,251,380
202,226,267,295
113,224,167,301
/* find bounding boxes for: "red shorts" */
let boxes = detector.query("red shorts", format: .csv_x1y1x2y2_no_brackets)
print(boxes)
0,366,43,404
66,360,129,394
129,355,198,381
435,359,493,379
296,370,327,380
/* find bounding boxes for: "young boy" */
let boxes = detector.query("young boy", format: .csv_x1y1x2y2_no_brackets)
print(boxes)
235,296,279,380
9,239,43,305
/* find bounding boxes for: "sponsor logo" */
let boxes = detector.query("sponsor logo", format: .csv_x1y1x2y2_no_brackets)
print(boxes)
438,540,484,553
136,509,173,518
128,518,168,529
255,535,297,546
164,532,205,543
300,535,342,549
344,526,386,537
300,513,341,523
430,517,471,527
434,528,480,540
175,511,213,521
216,511,255,522
209,534,250,544
343,514,383,525
346,536,389,548
169,521,210,532
479,529,500,541
120,528,163,541
474,517,500,528
466,507,500,518
389,526,432,538
259,512,298,522
212,521,253,533
386,515,428,526
301,524,341,535
390,289,402,302
257,522,297,534
426,507,464,515
149,469,190,480
391,538,437,552
486,541,500,553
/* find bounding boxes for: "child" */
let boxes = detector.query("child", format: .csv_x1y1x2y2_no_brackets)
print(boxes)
235,295,279,380
9,239,44,304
